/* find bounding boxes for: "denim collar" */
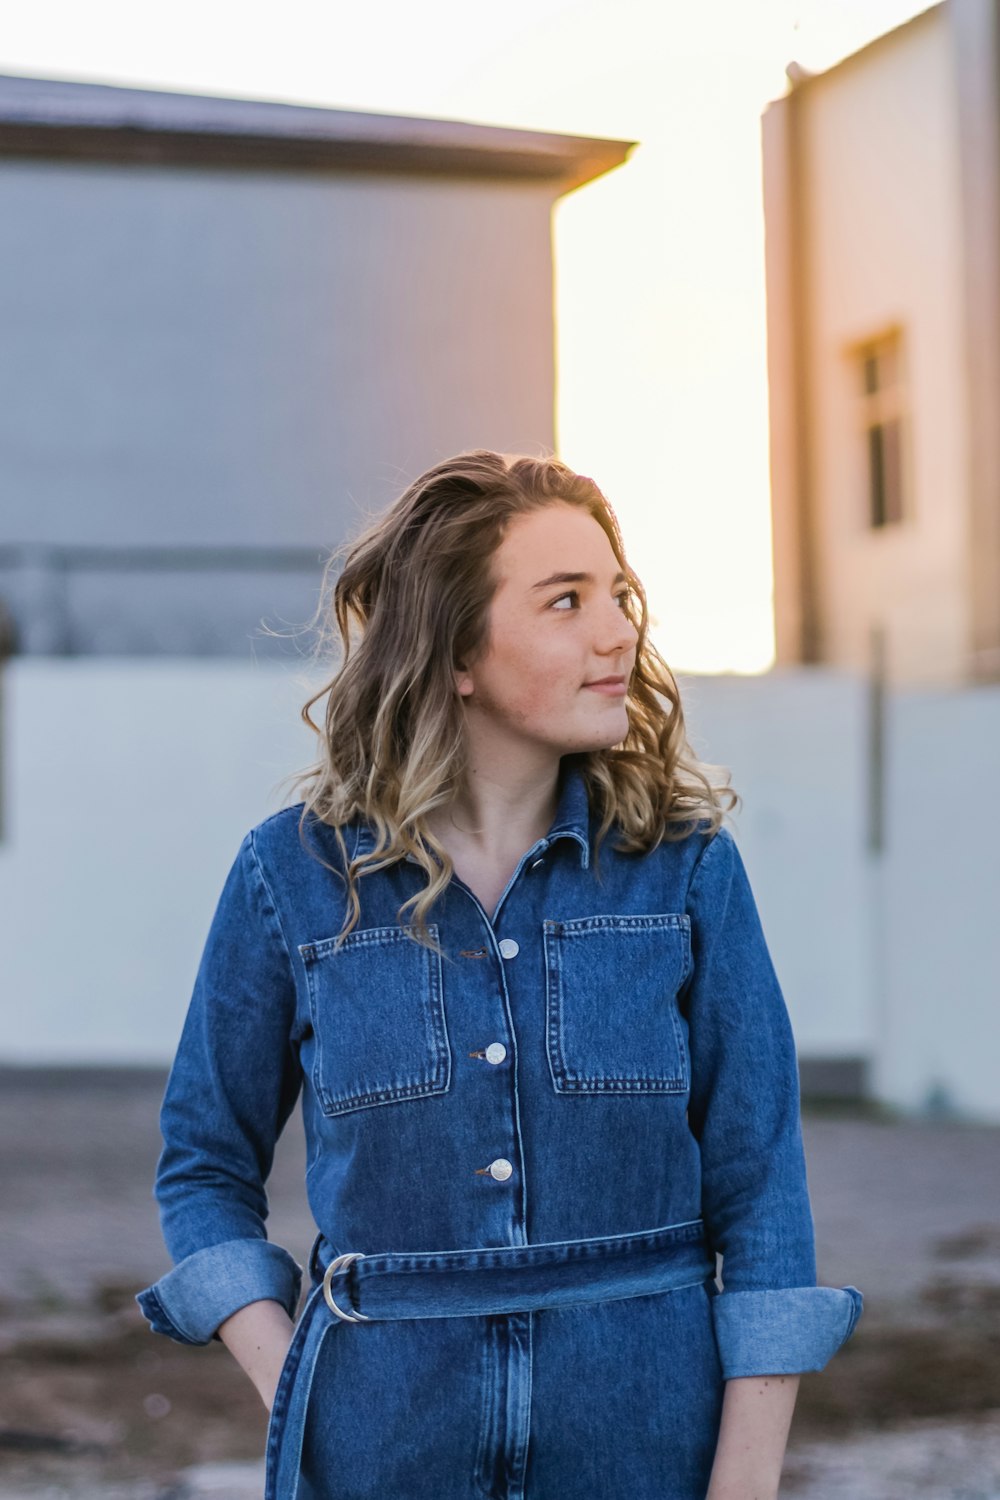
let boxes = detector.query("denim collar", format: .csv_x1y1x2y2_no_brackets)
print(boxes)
351,754,592,869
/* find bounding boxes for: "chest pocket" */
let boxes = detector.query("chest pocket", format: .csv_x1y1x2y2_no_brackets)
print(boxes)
542,913,691,1095
298,924,451,1118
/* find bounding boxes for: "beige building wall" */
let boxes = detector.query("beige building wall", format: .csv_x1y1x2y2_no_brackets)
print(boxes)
762,4,1000,688
804,7,968,687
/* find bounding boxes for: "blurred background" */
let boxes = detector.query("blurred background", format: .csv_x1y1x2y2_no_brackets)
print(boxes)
0,0,998,1495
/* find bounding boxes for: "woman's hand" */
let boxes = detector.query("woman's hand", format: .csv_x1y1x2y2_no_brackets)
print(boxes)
704,1373,800,1500
216,1299,296,1413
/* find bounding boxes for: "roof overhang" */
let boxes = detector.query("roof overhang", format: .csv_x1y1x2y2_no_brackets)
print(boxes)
0,72,636,194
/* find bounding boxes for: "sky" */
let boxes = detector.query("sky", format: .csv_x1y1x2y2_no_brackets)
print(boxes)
2,0,936,672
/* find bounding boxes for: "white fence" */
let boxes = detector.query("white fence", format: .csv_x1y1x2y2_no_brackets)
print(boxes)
1,658,996,1121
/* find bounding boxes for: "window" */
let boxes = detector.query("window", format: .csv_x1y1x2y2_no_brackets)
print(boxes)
854,330,908,529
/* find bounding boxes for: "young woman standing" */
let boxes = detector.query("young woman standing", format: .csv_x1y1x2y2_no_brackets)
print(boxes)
137,451,863,1500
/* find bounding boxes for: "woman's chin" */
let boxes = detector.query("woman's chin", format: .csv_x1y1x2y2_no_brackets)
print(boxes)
562,713,630,753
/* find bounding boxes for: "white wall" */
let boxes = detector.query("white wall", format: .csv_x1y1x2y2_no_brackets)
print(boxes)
679,667,874,1062
879,684,1000,1116
0,658,313,1062
2,658,997,1120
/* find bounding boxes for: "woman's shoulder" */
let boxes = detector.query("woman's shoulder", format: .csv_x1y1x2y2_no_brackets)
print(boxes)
687,815,737,860
651,812,736,870
635,814,740,909
243,801,359,878
602,813,735,909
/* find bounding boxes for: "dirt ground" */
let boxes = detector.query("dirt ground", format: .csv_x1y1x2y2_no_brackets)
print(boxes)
1,1068,998,1498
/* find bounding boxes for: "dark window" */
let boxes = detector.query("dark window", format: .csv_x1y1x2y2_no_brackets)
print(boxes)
857,333,906,529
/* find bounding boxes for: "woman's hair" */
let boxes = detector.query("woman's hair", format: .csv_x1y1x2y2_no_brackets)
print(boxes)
275,449,739,953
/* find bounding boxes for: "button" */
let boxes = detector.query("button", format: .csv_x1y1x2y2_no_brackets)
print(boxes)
484,1042,507,1065
489,1158,513,1181
530,857,545,869
498,938,519,959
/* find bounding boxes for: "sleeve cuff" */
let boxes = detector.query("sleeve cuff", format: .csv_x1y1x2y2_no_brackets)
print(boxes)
135,1238,303,1346
710,1284,864,1378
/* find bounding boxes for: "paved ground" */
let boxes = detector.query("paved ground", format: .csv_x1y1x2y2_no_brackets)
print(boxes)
781,1412,1000,1497
1,1069,998,1498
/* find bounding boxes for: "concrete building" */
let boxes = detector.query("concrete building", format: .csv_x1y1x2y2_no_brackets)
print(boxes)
0,71,633,658
761,0,1000,688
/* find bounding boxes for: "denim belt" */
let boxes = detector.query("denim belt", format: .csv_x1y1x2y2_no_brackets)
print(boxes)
311,1216,717,1322
266,1218,717,1500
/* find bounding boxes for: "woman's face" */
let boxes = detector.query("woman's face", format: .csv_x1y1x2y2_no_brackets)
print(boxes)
455,501,640,757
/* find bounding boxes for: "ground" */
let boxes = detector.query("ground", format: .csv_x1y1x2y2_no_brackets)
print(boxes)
0,1068,998,1498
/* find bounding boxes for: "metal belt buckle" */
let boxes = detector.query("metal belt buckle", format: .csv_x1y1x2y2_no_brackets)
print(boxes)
322,1251,370,1323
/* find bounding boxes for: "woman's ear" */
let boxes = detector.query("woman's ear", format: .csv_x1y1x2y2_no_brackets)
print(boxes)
453,661,475,699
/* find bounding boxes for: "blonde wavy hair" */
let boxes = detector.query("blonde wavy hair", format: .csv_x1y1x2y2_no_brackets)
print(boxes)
276,449,739,953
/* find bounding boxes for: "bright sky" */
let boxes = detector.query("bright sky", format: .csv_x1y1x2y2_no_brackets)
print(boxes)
2,0,935,672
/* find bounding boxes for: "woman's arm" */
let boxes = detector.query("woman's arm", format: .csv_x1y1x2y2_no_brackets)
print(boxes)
704,1374,801,1500
135,830,306,1350
216,1299,296,1414
680,827,863,1487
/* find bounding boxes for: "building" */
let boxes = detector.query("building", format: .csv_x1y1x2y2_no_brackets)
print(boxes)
0,71,633,658
761,0,1000,688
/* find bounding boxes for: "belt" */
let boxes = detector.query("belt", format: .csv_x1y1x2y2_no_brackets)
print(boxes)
309,1216,717,1322
266,1217,717,1500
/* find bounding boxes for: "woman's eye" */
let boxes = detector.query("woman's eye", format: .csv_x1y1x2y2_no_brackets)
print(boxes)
550,589,633,611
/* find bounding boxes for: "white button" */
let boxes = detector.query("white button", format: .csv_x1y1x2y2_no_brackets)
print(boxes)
484,1042,507,1065
489,1158,513,1181
530,857,544,869
498,938,519,959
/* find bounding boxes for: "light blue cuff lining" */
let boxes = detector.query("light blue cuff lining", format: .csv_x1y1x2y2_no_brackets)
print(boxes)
135,1238,304,1346
711,1284,864,1378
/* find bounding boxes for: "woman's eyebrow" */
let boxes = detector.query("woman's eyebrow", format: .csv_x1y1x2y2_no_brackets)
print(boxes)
530,570,628,591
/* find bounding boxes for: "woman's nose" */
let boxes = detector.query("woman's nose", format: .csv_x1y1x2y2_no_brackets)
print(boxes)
604,606,638,653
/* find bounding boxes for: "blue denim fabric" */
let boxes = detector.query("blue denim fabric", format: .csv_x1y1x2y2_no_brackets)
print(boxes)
136,753,863,1499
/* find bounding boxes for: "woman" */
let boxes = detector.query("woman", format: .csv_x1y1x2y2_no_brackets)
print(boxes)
137,450,863,1500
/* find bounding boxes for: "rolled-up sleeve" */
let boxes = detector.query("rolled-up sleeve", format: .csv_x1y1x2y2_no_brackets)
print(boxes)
682,825,863,1379
135,829,304,1346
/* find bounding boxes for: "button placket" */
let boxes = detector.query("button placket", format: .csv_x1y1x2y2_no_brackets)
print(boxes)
473,942,517,1183
466,928,523,1193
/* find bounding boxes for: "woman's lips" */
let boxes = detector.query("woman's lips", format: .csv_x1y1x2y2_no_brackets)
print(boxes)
583,679,627,694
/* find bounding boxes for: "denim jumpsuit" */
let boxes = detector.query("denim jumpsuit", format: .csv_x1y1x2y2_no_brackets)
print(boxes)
136,754,863,1499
